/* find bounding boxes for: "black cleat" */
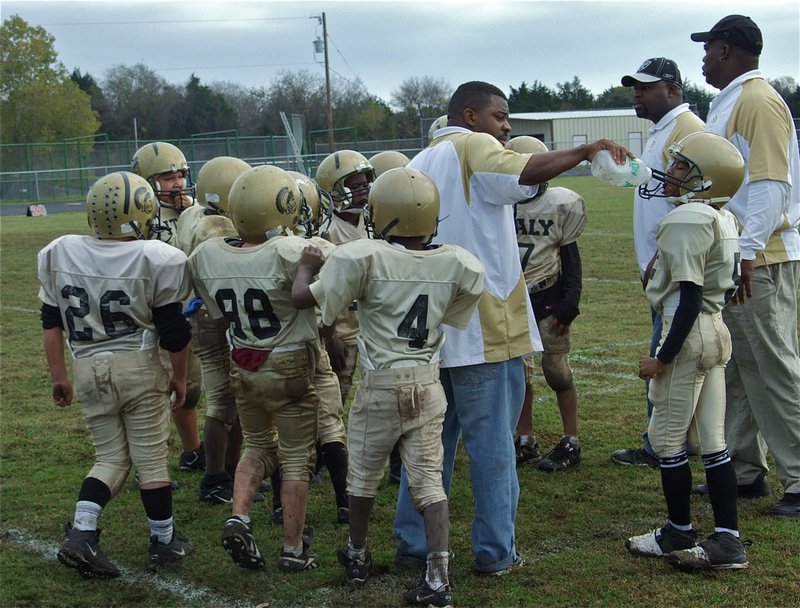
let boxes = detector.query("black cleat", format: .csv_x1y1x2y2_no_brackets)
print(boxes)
537,436,581,472
179,442,206,472
148,530,194,568
667,532,749,571
403,580,454,608
337,547,372,585
221,517,264,570
57,523,120,579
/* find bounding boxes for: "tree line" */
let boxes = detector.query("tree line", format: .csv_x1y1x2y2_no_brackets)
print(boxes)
2,14,799,148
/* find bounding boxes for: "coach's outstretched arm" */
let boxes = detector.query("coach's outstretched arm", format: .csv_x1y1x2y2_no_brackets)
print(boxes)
520,139,631,186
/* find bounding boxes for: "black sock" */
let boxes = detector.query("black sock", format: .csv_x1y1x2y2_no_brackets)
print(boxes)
660,452,691,527
78,477,112,508
703,450,738,532
140,485,172,521
321,441,349,509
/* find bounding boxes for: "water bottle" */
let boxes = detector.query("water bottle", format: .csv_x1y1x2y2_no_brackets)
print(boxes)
590,150,652,187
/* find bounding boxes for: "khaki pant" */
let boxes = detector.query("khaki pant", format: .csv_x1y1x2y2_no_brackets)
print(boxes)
723,260,800,493
191,310,237,427
74,348,171,494
647,312,731,458
315,346,346,445
348,362,447,510
231,344,319,481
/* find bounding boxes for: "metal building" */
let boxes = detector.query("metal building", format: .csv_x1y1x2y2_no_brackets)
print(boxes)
508,108,652,156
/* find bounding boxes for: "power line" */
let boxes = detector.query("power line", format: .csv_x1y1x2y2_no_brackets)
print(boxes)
39,16,312,26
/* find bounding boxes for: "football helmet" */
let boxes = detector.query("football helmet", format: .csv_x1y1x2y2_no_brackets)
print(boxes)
315,150,375,214
505,136,549,154
131,142,196,208
428,115,448,140
195,156,251,215
639,132,745,205
86,171,156,240
228,165,301,242
287,170,326,236
368,150,410,177
369,167,440,244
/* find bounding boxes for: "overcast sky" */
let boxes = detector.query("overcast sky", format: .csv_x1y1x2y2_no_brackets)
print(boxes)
4,0,799,106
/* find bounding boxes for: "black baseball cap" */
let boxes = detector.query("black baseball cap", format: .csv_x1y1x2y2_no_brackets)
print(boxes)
621,58,682,88
691,15,763,56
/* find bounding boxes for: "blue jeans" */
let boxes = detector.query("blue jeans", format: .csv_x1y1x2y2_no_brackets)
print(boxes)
641,307,661,458
393,358,525,573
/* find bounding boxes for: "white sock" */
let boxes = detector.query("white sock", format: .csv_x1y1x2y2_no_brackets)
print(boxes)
519,435,533,446
148,517,174,544
233,514,251,525
425,551,450,590
283,543,303,557
715,527,740,538
668,519,693,532
73,501,103,531
347,537,366,560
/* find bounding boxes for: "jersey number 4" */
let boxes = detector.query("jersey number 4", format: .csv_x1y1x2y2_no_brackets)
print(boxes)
397,294,429,349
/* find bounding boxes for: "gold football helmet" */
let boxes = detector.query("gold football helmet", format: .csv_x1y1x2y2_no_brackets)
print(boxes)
505,136,549,154
131,141,196,208
195,156,251,215
287,170,325,236
228,165,301,242
86,171,156,240
315,150,375,213
368,150,410,177
428,115,448,140
639,132,745,204
369,167,440,244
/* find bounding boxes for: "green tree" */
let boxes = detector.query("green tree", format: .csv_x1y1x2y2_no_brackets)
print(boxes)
682,81,715,121
555,76,594,110
391,76,451,137
173,74,237,136
0,15,99,144
596,85,633,109
101,63,182,140
508,80,558,112
213,81,268,136
770,76,800,118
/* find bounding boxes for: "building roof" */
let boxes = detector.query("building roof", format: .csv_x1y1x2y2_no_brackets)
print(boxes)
510,108,637,120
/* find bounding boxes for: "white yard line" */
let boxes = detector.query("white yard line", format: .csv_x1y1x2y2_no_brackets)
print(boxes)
4,528,250,608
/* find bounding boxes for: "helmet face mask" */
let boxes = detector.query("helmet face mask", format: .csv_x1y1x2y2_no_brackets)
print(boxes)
638,132,745,205
86,171,156,240
196,156,251,215
369,167,440,245
287,171,323,236
131,142,196,209
315,150,375,214
229,166,302,243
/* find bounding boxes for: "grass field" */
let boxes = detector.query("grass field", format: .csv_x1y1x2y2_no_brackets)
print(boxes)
1,175,798,608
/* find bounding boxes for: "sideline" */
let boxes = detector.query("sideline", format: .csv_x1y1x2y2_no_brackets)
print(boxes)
3,528,250,608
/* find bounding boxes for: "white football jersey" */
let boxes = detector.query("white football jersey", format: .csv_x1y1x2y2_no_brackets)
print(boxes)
189,235,320,350
175,205,238,256
515,187,587,285
310,239,484,369
150,201,197,246
646,204,740,315
37,235,192,358
319,212,368,342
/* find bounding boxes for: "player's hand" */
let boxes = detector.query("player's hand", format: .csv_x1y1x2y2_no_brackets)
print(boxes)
731,259,754,304
586,140,632,164
325,335,348,372
545,306,570,336
300,245,326,276
638,356,666,380
168,376,187,410
52,380,73,407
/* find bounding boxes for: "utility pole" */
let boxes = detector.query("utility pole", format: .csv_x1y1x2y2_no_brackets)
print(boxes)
313,13,335,152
